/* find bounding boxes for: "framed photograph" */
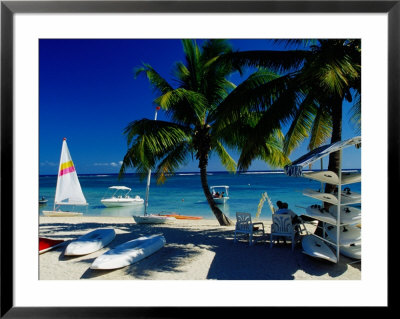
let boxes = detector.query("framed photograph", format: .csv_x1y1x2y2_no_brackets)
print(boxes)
1,0,396,316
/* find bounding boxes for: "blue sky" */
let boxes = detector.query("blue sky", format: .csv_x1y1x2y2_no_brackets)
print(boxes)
39,39,361,175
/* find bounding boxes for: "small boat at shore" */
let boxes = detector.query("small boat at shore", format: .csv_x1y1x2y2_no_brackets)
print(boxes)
210,185,229,204
101,186,144,207
42,138,88,217
133,215,175,224
159,212,203,220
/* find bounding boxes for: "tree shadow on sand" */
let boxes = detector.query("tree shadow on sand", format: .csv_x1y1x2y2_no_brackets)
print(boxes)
40,221,360,280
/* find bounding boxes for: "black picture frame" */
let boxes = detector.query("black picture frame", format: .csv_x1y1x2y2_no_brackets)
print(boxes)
1,0,395,317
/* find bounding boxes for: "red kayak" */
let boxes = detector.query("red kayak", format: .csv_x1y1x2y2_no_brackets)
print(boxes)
159,213,203,220
39,237,65,254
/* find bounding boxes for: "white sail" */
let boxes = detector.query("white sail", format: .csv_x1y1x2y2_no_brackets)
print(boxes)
54,139,87,207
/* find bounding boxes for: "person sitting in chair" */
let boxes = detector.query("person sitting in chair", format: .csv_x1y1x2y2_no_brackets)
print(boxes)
275,202,302,233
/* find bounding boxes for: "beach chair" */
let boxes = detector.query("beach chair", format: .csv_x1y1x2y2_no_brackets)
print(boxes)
270,214,302,251
234,212,265,246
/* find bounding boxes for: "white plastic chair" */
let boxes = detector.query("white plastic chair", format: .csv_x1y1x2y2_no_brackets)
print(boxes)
234,212,265,246
270,214,301,251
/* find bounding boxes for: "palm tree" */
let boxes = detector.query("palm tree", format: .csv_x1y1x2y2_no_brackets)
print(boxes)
119,40,289,226
216,39,360,233
217,39,360,174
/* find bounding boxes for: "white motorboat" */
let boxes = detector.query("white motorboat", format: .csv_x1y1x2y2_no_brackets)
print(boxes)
210,185,229,204
101,186,144,207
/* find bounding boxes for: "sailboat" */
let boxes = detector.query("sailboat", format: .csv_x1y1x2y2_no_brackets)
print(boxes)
42,138,88,217
132,107,175,224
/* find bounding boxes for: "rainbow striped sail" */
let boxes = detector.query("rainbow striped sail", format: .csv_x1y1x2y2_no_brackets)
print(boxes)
54,138,87,208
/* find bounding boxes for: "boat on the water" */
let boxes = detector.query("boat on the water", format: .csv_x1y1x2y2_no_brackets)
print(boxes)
210,185,229,204
42,138,88,217
101,186,144,207
39,196,48,205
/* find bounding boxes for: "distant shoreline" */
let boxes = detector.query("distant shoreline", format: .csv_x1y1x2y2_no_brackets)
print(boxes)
39,168,361,177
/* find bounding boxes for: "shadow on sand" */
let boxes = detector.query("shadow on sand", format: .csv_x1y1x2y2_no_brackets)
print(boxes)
40,221,360,280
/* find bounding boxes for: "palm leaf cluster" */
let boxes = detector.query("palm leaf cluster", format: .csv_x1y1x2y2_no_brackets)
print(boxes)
120,39,289,184
217,39,361,155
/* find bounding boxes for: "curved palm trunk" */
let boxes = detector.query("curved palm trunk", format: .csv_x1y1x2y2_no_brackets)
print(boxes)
198,153,233,226
315,97,343,236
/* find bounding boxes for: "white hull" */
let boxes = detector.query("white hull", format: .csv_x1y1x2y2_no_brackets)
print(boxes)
42,210,83,217
302,235,337,263
101,198,144,207
214,197,229,204
91,234,166,270
133,215,175,224
64,228,116,256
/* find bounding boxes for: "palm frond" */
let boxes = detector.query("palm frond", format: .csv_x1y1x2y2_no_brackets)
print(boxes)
283,94,317,154
237,129,289,171
212,140,237,173
155,142,191,184
212,70,291,130
119,119,190,179
349,93,361,134
154,88,208,125
219,50,310,74
134,63,173,95
308,107,332,151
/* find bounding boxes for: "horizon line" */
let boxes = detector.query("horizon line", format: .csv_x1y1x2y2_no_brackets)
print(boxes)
39,168,361,177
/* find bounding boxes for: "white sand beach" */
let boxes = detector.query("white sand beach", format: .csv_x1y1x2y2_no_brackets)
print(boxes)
39,216,361,280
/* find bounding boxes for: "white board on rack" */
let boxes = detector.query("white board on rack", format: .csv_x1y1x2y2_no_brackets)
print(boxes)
303,170,361,185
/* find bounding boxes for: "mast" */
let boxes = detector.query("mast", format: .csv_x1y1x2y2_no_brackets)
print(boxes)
144,107,160,216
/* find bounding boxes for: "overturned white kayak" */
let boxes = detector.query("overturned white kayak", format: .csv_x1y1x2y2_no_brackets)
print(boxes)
91,234,166,270
64,228,116,256
302,235,337,263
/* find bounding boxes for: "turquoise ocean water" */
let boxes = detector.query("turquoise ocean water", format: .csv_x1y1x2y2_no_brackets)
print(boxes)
39,170,361,220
